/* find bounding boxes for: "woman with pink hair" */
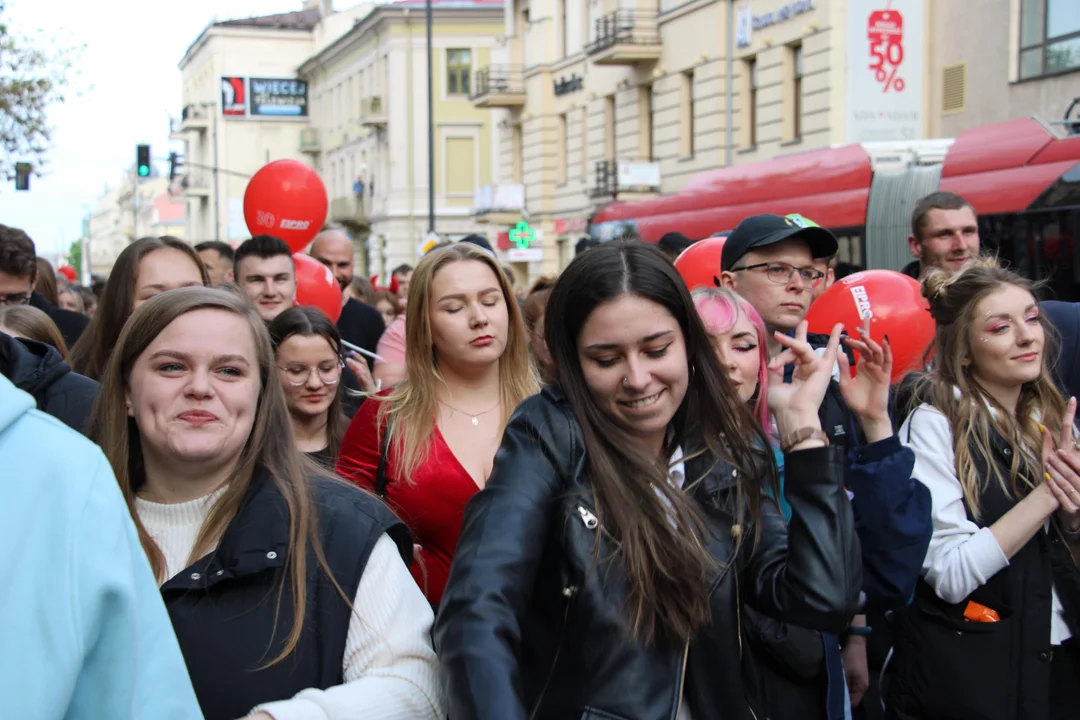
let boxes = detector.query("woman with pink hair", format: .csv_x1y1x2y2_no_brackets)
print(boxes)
693,287,772,430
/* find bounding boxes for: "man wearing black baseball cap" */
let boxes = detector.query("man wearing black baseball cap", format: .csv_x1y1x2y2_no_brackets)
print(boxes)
719,213,838,357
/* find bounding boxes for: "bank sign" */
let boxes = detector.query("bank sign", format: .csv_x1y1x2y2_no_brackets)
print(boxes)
220,77,309,119
736,0,814,47
845,0,924,143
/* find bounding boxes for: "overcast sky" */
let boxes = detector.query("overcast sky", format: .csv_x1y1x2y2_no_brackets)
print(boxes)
0,0,304,258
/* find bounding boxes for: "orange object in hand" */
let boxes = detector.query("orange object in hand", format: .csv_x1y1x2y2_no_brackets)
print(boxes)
963,600,1001,623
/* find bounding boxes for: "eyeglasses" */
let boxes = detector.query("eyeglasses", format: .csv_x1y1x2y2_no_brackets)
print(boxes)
0,293,31,307
729,261,825,286
277,361,344,386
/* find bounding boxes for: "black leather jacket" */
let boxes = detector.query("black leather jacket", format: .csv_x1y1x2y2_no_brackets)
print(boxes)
434,388,862,720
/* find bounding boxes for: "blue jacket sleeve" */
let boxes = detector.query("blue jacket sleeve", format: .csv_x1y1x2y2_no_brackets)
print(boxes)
70,455,204,720
846,435,932,610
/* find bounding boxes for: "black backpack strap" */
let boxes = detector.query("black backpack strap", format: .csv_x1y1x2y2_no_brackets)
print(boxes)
375,421,392,498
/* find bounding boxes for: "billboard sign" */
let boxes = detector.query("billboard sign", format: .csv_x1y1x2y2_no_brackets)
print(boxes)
221,77,246,117
220,77,309,119
249,78,309,117
846,0,924,142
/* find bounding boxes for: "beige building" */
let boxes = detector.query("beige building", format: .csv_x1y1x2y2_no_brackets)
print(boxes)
299,0,505,279
88,176,186,276
173,8,324,244
927,0,1080,138
475,0,936,279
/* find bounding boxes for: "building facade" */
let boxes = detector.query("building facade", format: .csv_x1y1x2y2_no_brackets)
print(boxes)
927,0,1079,138
475,0,935,280
173,8,323,244
87,176,186,276
299,0,505,280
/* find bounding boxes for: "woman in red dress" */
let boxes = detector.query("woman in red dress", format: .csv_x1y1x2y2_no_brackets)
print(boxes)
337,242,538,605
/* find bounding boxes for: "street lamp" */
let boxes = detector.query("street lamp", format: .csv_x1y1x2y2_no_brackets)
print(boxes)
427,0,435,235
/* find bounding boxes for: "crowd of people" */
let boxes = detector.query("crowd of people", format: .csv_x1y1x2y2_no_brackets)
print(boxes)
1,188,1079,720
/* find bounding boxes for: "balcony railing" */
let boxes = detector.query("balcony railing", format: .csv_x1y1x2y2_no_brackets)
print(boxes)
360,96,387,126
590,160,618,198
585,10,661,65
178,104,210,133
180,174,210,197
329,195,370,230
589,158,661,199
470,66,526,108
299,127,321,154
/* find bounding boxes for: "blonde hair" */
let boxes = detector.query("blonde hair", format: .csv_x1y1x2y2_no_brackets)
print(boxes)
911,257,1067,519
377,242,539,482
87,286,352,666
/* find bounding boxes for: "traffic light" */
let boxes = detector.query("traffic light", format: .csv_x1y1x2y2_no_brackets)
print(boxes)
14,162,31,191
136,144,151,177
168,151,181,181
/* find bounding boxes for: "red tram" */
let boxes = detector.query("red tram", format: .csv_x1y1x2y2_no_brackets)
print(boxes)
590,117,1080,300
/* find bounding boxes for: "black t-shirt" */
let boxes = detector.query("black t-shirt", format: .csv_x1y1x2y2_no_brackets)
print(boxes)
305,445,336,471
336,298,385,370
29,292,90,350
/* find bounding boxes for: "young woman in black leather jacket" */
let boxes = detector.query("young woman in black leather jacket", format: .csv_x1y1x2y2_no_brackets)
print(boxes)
434,240,863,720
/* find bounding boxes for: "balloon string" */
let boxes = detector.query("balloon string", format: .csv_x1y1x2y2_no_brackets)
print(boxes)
341,340,385,362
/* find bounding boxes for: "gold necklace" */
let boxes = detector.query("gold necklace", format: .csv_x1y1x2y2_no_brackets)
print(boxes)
439,398,500,426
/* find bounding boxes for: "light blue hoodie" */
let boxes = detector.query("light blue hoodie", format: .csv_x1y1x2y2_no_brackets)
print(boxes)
0,374,203,719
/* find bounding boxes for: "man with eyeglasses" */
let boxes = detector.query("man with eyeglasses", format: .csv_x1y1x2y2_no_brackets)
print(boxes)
0,224,89,348
719,213,836,357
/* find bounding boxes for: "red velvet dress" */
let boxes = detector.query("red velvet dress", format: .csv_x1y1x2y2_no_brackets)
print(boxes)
336,395,480,606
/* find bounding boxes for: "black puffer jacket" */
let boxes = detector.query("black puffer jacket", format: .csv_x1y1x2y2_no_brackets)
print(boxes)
0,331,97,434
434,387,862,720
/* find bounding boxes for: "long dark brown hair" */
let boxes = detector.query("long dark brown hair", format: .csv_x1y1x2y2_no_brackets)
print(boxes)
70,236,210,380
910,257,1067,519
544,239,775,645
34,257,59,305
268,306,350,466
87,286,350,666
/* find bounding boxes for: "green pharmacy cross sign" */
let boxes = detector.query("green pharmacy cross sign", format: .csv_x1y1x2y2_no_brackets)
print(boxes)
509,222,535,250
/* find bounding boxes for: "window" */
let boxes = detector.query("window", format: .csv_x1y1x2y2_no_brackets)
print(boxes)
1019,0,1080,79
512,124,524,183
640,85,654,162
581,107,589,179
604,95,616,159
747,57,759,148
558,113,569,183
446,137,476,194
792,45,803,140
447,49,472,95
560,0,569,57
679,72,694,157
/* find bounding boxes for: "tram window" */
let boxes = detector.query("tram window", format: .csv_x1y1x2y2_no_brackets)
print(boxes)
832,231,864,268
981,211,1079,302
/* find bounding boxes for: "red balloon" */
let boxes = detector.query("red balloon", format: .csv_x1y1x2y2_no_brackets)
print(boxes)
57,265,77,283
244,160,328,253
293,253,342,323
674,236,726,291
806,270,934,383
